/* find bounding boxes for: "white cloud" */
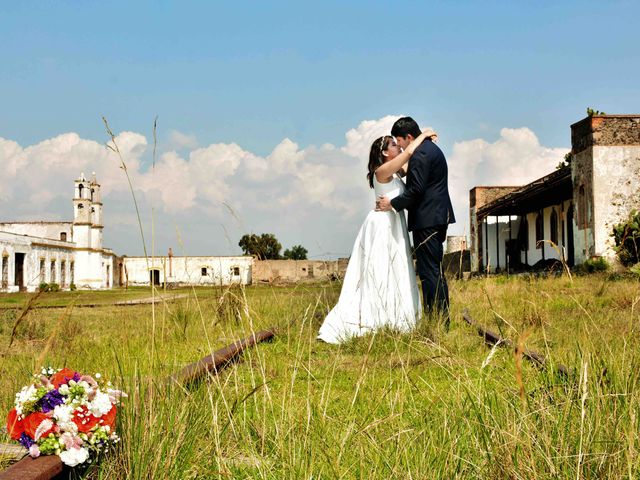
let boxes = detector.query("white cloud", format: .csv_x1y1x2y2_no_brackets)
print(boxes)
447,127,568,236
0,120,568,257
167,130,199,150
342,115,399,159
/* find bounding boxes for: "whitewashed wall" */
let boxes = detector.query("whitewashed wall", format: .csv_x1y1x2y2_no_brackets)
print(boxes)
122,256,252,286
480,200,572,271
0,223,73,242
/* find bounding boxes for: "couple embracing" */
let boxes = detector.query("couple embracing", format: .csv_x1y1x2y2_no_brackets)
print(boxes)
318,117,455,344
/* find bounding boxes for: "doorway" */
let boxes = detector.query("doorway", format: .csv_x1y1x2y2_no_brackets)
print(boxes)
150,269,160,286
14,253,25,291
566,205,575,267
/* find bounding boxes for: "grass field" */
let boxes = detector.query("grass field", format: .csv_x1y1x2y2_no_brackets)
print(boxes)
1,274,639,479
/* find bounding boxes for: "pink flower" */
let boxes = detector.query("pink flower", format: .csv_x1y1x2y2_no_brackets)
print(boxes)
29,444,41,458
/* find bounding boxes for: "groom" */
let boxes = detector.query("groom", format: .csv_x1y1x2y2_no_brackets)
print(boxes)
376,116,455,324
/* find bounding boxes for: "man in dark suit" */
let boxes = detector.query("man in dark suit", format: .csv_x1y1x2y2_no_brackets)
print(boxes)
376,117,455,324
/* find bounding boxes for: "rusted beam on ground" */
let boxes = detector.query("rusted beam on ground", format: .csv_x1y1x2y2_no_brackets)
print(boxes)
0,329,276,479
0,455,65,480
463,310,569,377
170,328,276,385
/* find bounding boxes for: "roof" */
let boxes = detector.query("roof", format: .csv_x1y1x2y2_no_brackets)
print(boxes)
477,167,572,217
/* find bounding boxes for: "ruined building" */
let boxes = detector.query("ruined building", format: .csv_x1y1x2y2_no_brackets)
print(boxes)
0,173,116,292
470,114,640,272
0,173,345,291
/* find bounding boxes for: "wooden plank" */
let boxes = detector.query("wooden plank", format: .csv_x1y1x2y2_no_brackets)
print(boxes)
0,444,26,461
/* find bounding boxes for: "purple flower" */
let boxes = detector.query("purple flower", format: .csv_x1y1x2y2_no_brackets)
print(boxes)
39,389,65,413
72,373,81,382
19,432,35,449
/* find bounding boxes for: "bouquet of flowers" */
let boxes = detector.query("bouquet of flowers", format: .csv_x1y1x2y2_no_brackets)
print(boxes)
5,367,126,467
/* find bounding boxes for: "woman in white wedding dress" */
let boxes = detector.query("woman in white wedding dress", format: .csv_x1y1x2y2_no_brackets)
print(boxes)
317,130,435,344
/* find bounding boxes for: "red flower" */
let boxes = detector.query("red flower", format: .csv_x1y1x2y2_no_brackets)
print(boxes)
72,405,117,433
6,408,25,440
101,405,117,429
50,368,78,388
72,407,100,433
23,412,54,439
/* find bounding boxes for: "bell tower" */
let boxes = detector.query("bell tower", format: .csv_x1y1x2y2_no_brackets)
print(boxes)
73,173,91,249
89,172,103,250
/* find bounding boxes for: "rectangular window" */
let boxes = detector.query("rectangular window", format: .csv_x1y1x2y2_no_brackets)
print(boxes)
60,232,67,241
232,266,240,276
201,267,208,276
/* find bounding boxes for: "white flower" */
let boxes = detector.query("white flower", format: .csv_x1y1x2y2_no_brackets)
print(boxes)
15,385,38,416
58,384,70,395
88,391,112,417
59,447,89,467
95,373,101,379
53,404,77,433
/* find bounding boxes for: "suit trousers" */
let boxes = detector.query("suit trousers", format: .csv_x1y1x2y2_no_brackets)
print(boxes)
412,225,449,318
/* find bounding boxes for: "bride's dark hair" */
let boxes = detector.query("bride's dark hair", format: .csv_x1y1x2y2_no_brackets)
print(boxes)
367,136,393,189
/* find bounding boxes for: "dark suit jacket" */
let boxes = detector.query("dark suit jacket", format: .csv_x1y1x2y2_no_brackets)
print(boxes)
390,140,455,231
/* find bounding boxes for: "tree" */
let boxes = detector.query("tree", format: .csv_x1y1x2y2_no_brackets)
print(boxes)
238,233,282,260
283,245,308,260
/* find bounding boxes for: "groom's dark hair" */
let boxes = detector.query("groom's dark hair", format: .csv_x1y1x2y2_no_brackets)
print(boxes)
391,117,421,139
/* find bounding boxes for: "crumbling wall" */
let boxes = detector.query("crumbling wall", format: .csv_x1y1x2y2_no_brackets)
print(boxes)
571,115,640,263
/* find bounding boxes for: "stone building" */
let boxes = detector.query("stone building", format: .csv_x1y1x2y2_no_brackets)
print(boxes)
252,258,348,283
470,114,640,272
0,172,344,291
0,173,115,292
121,253,253,287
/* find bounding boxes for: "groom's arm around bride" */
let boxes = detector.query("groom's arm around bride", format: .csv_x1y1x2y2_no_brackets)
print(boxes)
376,116,455,325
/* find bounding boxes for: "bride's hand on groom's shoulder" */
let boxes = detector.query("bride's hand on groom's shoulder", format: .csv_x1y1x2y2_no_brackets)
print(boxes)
423,128,438,142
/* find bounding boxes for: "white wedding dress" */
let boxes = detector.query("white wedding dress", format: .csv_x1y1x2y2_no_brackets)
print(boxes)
318,175,421,344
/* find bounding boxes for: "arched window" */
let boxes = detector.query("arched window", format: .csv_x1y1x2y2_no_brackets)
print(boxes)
77,203,84,210
78,184,84,198
550,209,559,245
535,212,544,249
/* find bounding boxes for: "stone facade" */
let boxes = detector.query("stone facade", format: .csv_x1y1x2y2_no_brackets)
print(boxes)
470,114,640,272
252,259,348,283
571,115,640,263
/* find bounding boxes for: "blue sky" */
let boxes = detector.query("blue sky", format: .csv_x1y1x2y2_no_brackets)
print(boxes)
1,1,639,257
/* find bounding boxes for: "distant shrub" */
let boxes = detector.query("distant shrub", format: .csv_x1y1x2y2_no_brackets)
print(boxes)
580,257,610,273
69,283,77,291
612,211,640,267
48,283,60,292
39,282,50,292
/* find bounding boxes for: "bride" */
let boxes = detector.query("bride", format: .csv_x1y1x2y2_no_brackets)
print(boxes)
317,129,436,344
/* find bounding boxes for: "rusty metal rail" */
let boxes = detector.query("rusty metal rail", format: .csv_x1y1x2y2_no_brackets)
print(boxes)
170,328,276,385
0,328,276,480
463,309,569,377
0,455,65,480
